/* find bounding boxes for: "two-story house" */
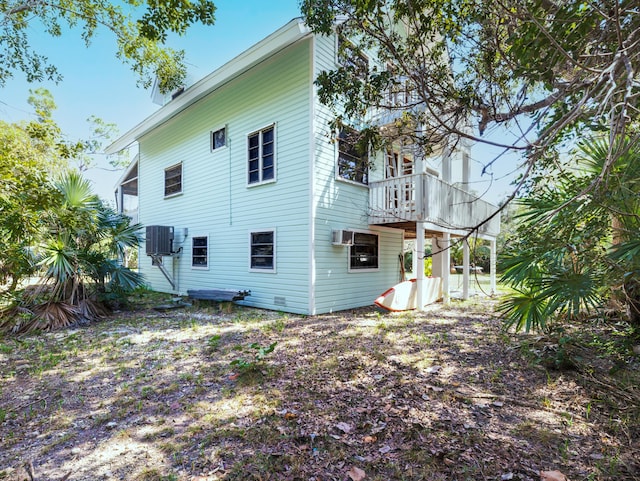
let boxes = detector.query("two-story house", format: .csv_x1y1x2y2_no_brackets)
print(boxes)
108,17,500,315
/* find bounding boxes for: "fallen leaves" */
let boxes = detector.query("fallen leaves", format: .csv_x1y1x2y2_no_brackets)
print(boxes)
347,466,366,481
540,470,569,481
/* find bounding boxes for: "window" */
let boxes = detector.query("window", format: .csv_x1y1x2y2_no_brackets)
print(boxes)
349,232,379,270
338,128,368,184
248,125,275,185
211,126,227,151
338,34,369,80
192,236,208,268
164,163,182,197
250,230,275,271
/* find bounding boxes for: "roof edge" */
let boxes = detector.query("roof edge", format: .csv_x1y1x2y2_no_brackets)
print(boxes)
106,17,310,155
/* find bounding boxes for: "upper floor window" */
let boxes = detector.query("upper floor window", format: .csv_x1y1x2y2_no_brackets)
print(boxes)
248,125,275,185
349,232,379,270
192,236,208,268
338,128,368,184
164,163,182,197
211,126,227,151
338,34,368,80
250,230,275,271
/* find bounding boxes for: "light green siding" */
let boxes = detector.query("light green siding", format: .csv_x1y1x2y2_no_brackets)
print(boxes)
311,33,404,314
138,38,313,314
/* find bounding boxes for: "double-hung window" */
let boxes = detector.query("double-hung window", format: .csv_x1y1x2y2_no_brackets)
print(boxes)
338,128,368,184
250,230,275,271
248,125,275,185
349,232,379,270
192,236,208,268
164,163,182,197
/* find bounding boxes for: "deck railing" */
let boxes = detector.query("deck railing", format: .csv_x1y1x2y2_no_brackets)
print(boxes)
369,174,501,236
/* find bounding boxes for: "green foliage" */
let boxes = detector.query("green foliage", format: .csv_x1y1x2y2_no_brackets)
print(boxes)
0,93,144,334
499,136,640,332
302,0,640,191
230,341,278,374
0,0,216,92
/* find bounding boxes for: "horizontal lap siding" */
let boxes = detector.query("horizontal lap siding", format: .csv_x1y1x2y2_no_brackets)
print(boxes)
138,38,312,314
311,34,404,314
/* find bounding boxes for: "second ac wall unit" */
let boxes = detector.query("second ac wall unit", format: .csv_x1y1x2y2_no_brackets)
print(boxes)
332,229,355,246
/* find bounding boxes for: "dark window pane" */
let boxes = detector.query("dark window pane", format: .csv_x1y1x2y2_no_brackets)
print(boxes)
349,233,378,269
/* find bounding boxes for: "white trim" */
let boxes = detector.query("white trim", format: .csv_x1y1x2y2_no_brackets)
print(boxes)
106,18,310,155
308,35,317,315
347,229,380,273
246,123,277,186
248,228,277,273
190,234,210,270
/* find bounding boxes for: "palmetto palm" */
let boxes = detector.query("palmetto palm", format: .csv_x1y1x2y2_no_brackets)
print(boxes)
3,171,144,333
499,136,640,333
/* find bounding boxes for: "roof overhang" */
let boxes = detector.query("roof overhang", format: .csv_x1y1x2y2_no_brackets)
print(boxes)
106,17,311,154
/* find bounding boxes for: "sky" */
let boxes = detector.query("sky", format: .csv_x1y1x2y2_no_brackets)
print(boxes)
0,0,521,204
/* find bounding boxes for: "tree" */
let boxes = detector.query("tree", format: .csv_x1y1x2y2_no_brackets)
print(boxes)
1,0,216,93
301,0,640,201
0,91,144,333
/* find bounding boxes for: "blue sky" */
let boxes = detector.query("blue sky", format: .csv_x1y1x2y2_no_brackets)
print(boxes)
0,0,520,203
0,0,303,201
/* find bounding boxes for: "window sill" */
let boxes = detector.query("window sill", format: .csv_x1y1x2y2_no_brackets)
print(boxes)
336,177,369,188
164,192,183,199
247,179,277,188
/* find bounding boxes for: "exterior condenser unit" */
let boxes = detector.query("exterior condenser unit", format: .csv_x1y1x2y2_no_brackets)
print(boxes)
146,225,174,255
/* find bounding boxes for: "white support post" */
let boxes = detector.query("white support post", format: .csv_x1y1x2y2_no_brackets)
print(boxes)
438,233,450,303
411,240,418,278
462,238,470,300
416,222,426,311
490,239,497,295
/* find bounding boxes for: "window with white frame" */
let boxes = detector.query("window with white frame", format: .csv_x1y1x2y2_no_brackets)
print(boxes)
211,126,227,151
247,125,275,185
164,163,182,197
349,232,379,270
192,236,208,268
338,128,368,184
250,230,275,271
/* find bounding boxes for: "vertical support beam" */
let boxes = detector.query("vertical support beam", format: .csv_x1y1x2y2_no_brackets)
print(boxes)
441,233,451,303
410,240,418,277
490,238,497,295
416,222,426,311
462,152,470,189
462,238,470,300
442,147,452,183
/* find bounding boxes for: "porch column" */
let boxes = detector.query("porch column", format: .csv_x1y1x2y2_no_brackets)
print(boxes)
462,238,470,300
410,240,418,277
490,238,497,295
441,233,451,303
416,223,426,311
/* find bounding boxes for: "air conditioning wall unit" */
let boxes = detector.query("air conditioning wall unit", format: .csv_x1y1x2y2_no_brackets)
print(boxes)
146,225,174,255
332,229,355,246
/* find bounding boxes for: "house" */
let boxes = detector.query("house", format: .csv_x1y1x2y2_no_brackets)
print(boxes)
108,17,500,315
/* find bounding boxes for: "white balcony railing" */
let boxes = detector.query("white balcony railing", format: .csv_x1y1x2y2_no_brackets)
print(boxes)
369,174,501,237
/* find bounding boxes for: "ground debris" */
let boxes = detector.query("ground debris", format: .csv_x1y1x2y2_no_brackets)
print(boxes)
0,298,638,480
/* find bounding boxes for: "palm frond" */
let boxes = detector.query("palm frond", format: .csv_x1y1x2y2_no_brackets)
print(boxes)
497,289,549,333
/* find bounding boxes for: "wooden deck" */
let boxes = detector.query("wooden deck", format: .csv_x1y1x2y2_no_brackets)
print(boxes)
369,174,501,237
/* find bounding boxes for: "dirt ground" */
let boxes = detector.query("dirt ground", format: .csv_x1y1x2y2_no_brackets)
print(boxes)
0,293,638,481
